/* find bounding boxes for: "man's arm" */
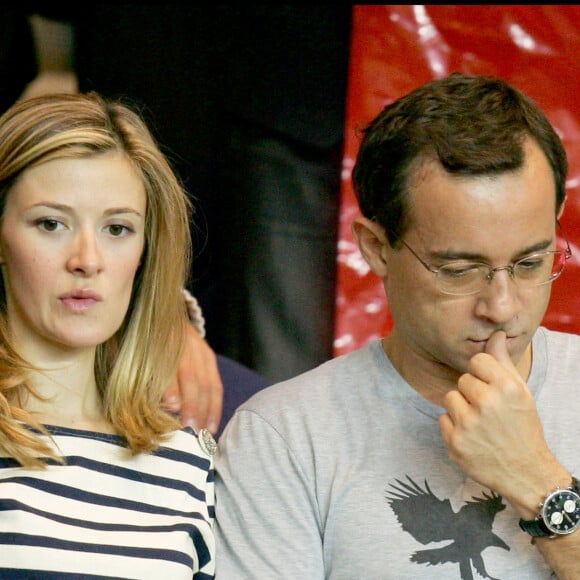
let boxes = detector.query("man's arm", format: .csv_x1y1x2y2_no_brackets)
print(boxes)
215,408,325,578
440,330,580,578
162,291,224,434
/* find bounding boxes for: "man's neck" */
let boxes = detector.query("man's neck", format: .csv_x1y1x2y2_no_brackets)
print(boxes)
381,332,533,408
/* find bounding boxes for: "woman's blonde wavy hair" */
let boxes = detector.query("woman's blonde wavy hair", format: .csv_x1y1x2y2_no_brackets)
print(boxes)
0,92,192,468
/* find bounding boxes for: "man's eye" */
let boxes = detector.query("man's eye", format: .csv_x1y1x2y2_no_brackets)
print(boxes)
517,257,545,270
440,263,482,278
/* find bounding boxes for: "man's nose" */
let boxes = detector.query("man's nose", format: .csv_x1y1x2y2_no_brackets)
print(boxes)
474,267,521,324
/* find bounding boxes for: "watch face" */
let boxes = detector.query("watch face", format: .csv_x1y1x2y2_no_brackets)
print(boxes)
542,489,580,535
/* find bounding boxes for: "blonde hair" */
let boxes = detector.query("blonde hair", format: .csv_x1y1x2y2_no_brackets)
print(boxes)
0,93,192,467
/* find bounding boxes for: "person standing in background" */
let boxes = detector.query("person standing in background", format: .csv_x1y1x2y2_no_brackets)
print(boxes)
212,6,352,381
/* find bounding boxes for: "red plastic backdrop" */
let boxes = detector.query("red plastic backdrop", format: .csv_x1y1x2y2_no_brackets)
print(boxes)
334,5,580,357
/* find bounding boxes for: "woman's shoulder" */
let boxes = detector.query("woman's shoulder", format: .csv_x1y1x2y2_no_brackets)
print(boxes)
162,426,217,461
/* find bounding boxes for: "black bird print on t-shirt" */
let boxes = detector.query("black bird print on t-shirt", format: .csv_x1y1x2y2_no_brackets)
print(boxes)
386,476,509,580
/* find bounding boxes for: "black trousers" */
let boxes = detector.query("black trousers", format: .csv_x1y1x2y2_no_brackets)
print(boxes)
208,123,342,383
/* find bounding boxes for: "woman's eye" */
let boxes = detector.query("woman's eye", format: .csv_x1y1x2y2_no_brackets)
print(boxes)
107,224,131,237
37,219,63,232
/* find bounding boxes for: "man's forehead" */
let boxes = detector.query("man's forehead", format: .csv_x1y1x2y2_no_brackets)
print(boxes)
406,143,556,210
404,157,556,252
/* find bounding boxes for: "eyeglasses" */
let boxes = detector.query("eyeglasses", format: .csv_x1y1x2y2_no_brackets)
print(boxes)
400,230,572,296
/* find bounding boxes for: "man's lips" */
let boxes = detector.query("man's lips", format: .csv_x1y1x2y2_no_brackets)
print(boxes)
469,334,518,345
471,333,516,339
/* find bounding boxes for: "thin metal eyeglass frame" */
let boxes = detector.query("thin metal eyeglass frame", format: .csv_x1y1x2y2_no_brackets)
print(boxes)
399,222,572,296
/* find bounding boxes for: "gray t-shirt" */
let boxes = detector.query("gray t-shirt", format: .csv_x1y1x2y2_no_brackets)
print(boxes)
215,327,580,579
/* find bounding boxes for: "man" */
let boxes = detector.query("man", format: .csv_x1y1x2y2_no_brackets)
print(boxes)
215,73,580,578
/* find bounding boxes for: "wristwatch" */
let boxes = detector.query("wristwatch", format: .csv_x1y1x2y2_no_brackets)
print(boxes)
519,477,580,538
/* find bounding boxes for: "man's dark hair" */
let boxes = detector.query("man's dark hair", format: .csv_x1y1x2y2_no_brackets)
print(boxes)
352,72,568,246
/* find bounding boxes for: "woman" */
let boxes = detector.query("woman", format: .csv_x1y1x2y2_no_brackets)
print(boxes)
0,93,215,578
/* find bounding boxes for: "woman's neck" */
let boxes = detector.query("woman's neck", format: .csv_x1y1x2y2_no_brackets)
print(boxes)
14,344,115,433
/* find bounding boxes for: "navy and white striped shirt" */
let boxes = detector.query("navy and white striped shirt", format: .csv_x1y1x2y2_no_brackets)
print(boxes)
0,425,215,579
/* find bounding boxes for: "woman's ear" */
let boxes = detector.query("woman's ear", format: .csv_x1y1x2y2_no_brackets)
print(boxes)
351,217,389,277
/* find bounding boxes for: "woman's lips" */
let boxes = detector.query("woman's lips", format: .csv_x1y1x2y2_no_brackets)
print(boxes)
60,289,102,311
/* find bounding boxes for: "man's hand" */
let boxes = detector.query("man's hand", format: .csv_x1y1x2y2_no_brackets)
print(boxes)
439,330,564,513
162,322,224,435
